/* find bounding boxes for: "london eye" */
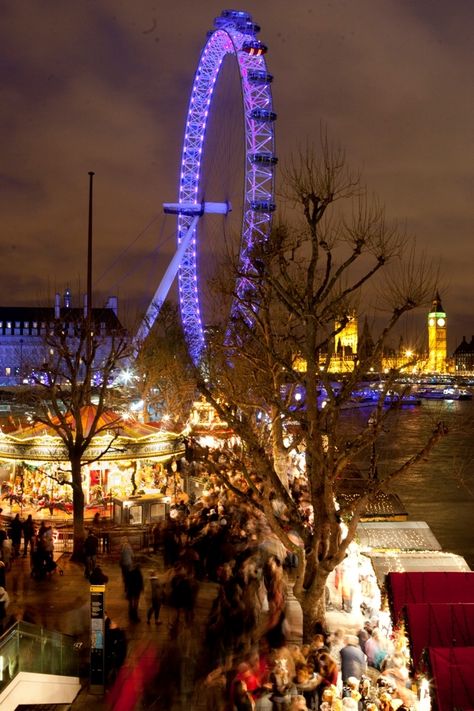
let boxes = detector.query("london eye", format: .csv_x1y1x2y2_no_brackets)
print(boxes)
136,9,277,365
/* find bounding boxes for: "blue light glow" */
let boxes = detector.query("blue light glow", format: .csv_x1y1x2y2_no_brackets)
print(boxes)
175,10,276,365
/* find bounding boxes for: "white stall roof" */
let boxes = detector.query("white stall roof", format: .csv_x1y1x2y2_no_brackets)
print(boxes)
367,550,470,586
357,521,442,552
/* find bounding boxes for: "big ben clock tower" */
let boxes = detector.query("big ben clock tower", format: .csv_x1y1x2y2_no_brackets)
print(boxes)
428,292,447,373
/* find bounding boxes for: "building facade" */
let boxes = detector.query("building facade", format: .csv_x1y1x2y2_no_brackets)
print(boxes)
328,313,358,373
427,293,447,373
453,336,474,373
0,291,124,386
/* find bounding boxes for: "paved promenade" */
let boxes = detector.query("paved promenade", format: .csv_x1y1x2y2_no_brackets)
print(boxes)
3,545,219,710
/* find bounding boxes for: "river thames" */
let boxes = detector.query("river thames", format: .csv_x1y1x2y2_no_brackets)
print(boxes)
350,397,474,569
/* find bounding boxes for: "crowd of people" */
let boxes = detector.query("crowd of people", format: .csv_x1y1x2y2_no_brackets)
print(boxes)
108,483,418,711
0,510,58,584
0,479,418,710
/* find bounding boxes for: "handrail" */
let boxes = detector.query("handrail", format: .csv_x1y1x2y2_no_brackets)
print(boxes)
0,620,80,694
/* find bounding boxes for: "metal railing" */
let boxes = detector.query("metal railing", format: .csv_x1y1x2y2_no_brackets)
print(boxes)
0,621,80,694
51,523,152,555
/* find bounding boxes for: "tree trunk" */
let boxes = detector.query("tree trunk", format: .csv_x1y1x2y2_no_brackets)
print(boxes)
270,403,289,488
300,567,330,641
71,455,85,561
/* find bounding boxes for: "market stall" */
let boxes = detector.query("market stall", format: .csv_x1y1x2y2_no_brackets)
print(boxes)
187,396,238,450
404,602,474,668
387,571,474,622
425,646,474,711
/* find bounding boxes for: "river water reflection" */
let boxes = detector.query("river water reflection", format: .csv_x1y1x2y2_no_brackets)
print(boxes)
345,398,474,569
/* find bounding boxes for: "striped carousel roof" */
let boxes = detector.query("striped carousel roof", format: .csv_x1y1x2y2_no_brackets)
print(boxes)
0,405,184,462
8,405,166,441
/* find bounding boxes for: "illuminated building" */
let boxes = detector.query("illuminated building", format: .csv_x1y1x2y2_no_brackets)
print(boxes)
453,335,474,373
427,293,447,373
0,290,123,386
328,313,358,373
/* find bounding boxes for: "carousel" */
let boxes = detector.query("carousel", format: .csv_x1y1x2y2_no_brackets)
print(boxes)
0,405,185,520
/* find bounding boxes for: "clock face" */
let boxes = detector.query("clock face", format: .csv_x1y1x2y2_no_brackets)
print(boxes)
429,318,435,326
437,317,445,327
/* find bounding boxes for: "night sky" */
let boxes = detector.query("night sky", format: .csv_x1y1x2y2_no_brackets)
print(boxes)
1,0,473,351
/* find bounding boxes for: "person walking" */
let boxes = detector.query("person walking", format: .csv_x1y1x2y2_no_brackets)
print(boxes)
9,514,23,559
89,565,109,585
0,585,10,633
340,635,367,683
1,531,12,572
83,529,99,579
42,525,54,562
126,563,144,622
146,572,164,625
22,514,36,557
119,537,134,593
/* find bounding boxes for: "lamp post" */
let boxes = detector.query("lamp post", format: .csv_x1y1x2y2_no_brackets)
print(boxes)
86,171,94,401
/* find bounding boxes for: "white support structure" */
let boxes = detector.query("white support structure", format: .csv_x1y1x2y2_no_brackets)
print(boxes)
134,201,230,354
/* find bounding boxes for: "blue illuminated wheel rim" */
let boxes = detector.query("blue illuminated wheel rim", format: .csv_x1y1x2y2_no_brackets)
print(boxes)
177,9,277,365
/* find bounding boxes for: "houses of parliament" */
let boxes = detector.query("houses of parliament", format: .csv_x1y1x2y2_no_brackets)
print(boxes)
298,294,474,376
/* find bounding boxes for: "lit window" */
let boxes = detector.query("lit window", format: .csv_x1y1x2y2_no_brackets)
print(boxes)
7,322,11,329
5,367,11,376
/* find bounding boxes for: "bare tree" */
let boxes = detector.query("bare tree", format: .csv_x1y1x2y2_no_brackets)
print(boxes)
195,138,447,635
23,312,130,558
122,303,197,427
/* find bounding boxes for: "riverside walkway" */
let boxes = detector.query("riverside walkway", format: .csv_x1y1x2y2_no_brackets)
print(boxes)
2,545,219,710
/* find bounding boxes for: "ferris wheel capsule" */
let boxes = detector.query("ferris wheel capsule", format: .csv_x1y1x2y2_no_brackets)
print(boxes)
241,39,267,56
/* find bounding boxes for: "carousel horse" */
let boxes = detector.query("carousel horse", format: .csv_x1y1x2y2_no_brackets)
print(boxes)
37,498,73,515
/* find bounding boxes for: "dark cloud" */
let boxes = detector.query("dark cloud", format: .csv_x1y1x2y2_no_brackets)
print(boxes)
0,0,473,351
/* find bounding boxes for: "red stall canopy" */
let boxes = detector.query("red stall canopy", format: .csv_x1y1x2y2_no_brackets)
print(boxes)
428,647,474,711
387,572,474,621
404,603,474,665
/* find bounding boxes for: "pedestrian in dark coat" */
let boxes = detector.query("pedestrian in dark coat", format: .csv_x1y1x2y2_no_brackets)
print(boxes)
83,529,99,579
9,514,23,558
125,564,144,622
22,515,35,556
105,615,127,683
89,565,109,585
146,573,164,624
119,537,134,592
340,635,367,682
169,563,199,632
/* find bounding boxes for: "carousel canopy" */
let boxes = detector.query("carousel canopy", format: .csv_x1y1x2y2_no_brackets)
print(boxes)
0,405,185,463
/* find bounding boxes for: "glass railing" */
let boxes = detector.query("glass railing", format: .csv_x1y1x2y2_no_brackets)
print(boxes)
0,621,80,695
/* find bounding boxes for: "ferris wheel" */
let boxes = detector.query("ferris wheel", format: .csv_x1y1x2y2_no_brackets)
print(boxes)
136,9,277,364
